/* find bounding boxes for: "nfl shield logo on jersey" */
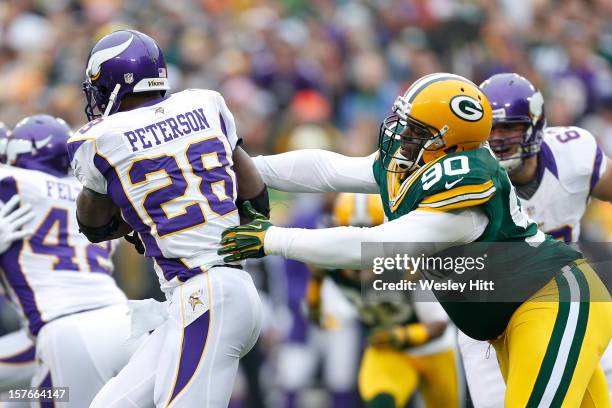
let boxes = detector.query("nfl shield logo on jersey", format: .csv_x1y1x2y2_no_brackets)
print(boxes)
124,73,134,84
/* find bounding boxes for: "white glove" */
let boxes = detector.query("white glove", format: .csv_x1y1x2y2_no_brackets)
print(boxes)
127,298,169,342
0,195,34,253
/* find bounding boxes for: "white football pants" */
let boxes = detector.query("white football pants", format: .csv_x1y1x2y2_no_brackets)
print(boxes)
32,303,143,408
90,267,263,408
0,329,36,392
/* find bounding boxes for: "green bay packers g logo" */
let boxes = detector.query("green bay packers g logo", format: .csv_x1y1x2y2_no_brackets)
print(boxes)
449,95,484,122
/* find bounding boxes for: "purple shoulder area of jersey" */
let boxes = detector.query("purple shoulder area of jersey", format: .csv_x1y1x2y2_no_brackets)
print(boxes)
590,145,603,193
66,139,87,163
537,141,558,182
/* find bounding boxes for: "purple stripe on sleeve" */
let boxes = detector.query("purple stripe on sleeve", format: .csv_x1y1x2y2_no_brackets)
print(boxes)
0,344,36,364
92,153,162,256
168,310,211,404
66,139,86,163
590,146,603,193
0,177,44,335
219,113,227,137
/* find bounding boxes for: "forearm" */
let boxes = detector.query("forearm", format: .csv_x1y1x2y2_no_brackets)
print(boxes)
252,150,379,193
264,208,488,269
76,188,132,242
234,146,265,200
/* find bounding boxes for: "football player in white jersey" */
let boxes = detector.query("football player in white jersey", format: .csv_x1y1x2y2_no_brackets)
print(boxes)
69,30,265,407
457,73,612,407
0,115,144,407
0,123,36,399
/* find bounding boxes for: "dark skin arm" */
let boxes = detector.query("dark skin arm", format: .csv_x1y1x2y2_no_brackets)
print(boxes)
234,146,265,200
233,146,266,223
76,188,132,242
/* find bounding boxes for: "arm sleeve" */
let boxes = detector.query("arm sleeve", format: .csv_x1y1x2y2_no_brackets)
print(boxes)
216,92,241,150
68,138,107,195
264,207,489,269
252,150,379,193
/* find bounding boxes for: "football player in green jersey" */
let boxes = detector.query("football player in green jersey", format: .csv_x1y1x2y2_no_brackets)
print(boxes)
220,73,612,407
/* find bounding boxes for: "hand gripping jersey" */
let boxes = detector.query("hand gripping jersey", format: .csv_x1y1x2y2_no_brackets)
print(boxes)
520,126,606,242
0,166,125,336
373,144,581,340
68,89,240,290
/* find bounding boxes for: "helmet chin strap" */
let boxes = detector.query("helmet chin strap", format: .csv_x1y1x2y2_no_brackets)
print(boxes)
103,84,122,117
500,155,523,173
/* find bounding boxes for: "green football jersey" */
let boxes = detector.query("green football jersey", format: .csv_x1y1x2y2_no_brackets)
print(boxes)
372,145,581,340
325,269,417,332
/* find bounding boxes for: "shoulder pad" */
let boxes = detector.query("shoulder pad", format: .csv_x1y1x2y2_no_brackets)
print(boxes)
417,150,497,212
543,126,602,194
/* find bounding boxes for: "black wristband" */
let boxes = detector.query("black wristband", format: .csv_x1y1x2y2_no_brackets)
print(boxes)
76,213,119,243
237,186,270,218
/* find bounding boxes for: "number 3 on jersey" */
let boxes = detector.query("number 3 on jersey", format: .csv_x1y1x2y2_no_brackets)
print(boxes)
128,135,235,237
422,156,470,190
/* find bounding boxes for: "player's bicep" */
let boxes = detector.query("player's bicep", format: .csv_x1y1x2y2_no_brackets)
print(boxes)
252,150,378,193
76,187,131,242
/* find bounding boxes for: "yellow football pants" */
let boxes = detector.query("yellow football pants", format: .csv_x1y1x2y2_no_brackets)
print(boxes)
492,259,612,407
358,345,461,408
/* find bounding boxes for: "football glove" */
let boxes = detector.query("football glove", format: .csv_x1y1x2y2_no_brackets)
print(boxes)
368,323,429,349
0,196,34,253
218,201,273,262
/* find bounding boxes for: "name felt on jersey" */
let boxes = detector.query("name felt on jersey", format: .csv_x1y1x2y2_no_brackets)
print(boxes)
45,180,80,202
124,107,211,152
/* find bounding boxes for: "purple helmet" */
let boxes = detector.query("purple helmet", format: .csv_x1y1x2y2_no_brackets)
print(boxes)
8,115,73,177
83,29,170,121
480,73,546,171
0,122,9,164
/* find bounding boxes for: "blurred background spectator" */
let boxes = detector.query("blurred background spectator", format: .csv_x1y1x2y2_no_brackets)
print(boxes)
0,0,610,406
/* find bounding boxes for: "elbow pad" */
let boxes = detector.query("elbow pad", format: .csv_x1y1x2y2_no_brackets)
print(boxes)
237,186,270,218
76,213,119,243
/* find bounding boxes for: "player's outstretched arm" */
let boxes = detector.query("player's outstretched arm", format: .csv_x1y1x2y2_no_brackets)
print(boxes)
220,203,488,269
76,187,133,243
592,157,612,202
252,150,379,194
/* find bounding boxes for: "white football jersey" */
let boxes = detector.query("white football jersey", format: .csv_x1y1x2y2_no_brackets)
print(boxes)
0,166,125,336
68,89,241,290
519,126,606,242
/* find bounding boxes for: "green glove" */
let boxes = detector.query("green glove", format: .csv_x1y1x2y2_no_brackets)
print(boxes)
218,201,273,262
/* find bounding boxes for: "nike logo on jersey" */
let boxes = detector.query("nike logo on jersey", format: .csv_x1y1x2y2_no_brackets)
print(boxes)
445,178,464,189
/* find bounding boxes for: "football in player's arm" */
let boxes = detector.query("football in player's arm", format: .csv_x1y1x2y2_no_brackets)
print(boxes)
220,73,612,408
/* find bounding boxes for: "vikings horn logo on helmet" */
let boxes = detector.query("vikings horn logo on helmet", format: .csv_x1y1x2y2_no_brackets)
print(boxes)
86,36,134,80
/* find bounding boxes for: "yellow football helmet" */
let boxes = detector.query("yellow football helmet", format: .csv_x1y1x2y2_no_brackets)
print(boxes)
333,193,385,227
378,73,492,172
